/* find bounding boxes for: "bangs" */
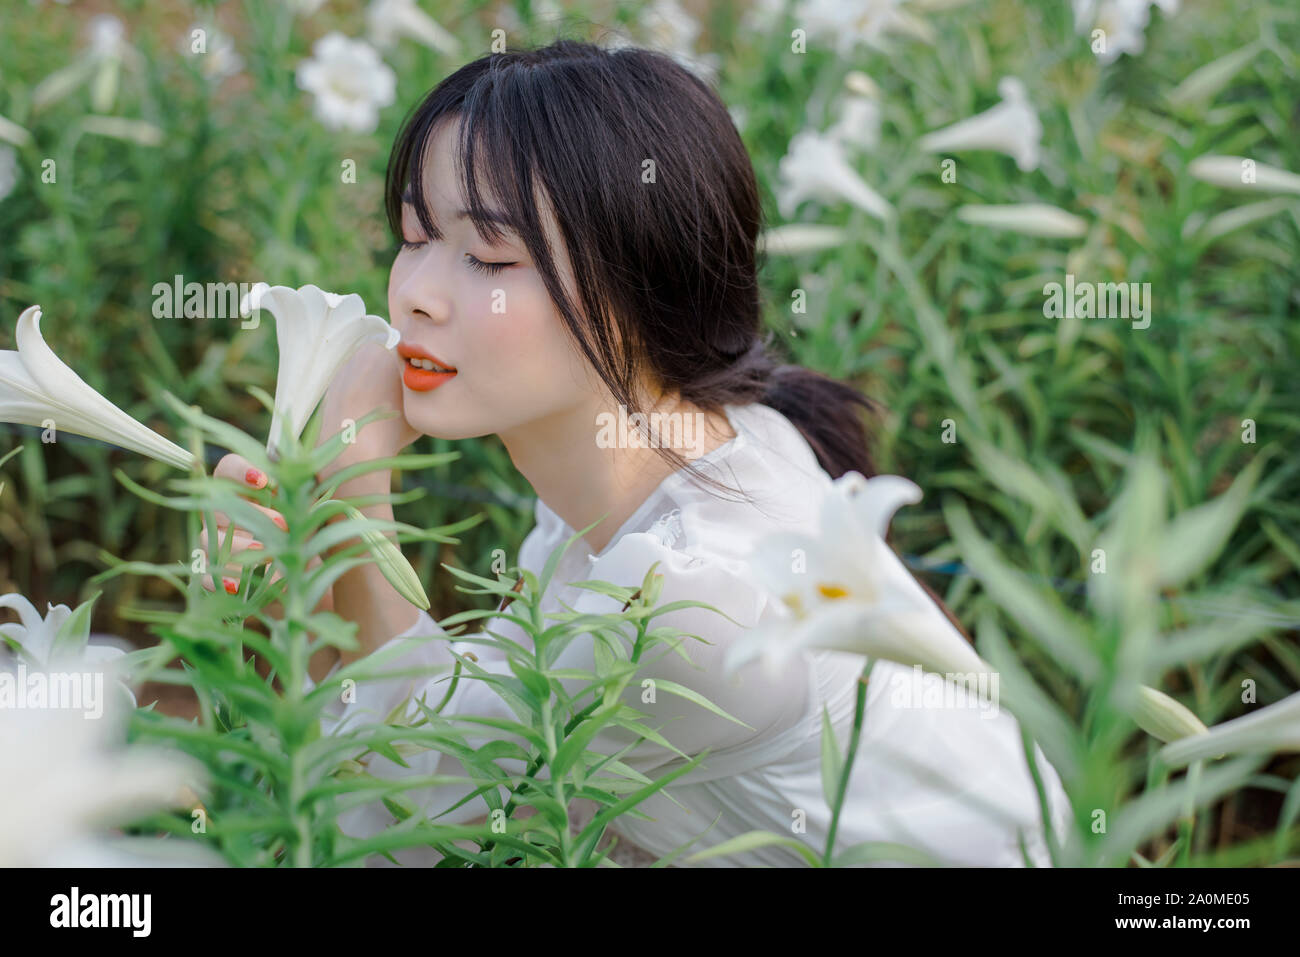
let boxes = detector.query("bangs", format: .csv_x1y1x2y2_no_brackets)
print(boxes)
385,87,543,253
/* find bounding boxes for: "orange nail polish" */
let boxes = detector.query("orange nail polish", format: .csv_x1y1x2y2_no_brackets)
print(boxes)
245,467,267,488
248,541,264,550
222,577,239,594
272,513,288,532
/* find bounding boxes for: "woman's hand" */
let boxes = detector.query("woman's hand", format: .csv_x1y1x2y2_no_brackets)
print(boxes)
197,453,330,615
316,340,421,480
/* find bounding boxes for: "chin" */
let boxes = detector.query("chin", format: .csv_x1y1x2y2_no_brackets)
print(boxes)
402,402,493,441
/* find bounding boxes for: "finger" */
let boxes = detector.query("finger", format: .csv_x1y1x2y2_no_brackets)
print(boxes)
200,525,268,555
201,573,243,595
214,453,272,491
211,501,289,535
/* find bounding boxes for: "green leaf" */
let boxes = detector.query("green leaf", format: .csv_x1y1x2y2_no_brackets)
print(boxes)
51,591,100,660
551,705,620,779
945,500,1100,683
648,679,754,730
975,610,1082,784
819,704,843,810
1155,459,1261,589
1102,756,1262,865
685,830,821,866
832,841,943,867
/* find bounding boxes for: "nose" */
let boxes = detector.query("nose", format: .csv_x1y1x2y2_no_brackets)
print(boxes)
392,250,453,327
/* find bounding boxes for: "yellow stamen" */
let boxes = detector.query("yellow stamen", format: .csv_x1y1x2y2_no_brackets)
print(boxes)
817,583,851,600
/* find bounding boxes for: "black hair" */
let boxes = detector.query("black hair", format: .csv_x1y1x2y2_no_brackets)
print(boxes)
384,37,879,497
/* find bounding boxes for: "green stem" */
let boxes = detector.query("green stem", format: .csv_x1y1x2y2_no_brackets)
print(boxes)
1177,760,1202,867
824,658,874,867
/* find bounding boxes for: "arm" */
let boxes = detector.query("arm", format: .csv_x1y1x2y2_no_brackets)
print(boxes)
306,340,424,682
318,462,422,669
328,533,810,843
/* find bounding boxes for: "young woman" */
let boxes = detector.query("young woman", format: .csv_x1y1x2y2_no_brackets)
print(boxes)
210,39,1072,866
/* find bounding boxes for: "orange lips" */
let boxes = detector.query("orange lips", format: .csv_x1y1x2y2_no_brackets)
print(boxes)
397,340,457,392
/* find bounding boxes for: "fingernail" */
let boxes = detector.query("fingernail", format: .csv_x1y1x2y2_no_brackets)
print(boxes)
272,513,288,532
245,467,267,489
222,577,239,594
248,541,264,550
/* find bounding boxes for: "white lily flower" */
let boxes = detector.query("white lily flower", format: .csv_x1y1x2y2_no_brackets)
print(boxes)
32,13,143,112
827,73,881,153
1159,690,1300,767
295,33,397,134
1187,155,1300,196
1074,0,1177,65
0,687,217,866
724,473,1211,752
757,223,850,256
88,13,127,57
726,473,991,682
0,592,137,711
0,593,116,668
918,77,1042,172
239,284,400,456
367,0,460,56
0,146,16,203
606,0,721,83
777,130,894,222
0,306,195,470
793,0,912,56
956,203,1089,238
182,23,244,81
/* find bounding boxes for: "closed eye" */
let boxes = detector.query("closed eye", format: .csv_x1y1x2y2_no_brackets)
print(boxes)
399,240,515,276
464,254,515,275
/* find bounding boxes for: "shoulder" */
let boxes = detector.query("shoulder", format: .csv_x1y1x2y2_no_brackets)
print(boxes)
590,402,834,602
517,402,835,606
655,402,831,562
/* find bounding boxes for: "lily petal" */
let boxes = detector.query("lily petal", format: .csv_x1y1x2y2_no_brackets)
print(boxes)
1,307,194,470
757,224,850,256
777,130,895,222
1187,155,1300,195
918,77,1042,172
841,472,923,539
956,203,1089,238
1132,685,1209,743
1159,690,1300,766
241,284,401,456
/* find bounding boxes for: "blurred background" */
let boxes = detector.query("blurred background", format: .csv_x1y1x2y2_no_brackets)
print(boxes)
0,0,1297,849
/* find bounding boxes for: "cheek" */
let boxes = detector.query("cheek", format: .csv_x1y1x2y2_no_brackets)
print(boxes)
477,279,590,391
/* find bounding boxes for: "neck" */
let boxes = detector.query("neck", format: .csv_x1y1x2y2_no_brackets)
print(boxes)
498,392,736,555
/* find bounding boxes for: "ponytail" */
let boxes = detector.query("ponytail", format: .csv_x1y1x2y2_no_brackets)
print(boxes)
761,363,878,481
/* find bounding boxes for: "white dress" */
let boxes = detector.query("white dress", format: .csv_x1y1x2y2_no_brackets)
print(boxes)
320,401,1073,867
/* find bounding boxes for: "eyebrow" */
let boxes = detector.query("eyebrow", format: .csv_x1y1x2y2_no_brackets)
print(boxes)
400,187,521,236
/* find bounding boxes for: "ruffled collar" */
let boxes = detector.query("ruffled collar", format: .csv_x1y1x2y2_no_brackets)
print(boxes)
534,402,755,559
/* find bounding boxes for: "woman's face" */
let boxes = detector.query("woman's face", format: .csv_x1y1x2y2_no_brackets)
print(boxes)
388,117,600,442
